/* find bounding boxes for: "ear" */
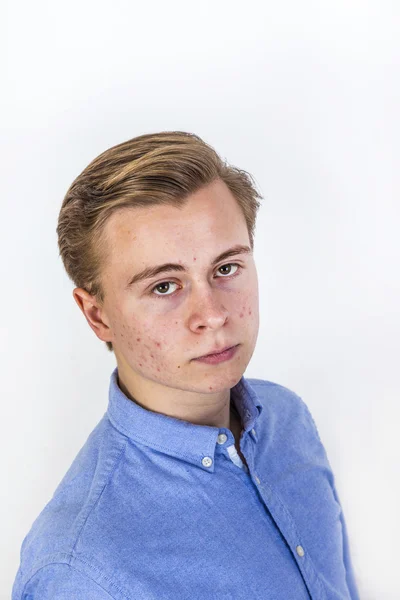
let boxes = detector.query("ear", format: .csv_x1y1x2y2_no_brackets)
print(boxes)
72,288,113,344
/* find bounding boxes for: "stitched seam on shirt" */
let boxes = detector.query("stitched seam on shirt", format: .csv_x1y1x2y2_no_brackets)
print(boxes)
69,442,127,556
69,555,133,600
20,559,122,600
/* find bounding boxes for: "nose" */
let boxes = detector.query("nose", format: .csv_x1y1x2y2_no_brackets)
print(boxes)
188,287,229,331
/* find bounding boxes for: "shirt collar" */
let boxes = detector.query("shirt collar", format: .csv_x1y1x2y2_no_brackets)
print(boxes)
106,367,263,470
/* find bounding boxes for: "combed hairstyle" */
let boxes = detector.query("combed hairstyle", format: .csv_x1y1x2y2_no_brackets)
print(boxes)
57,130,263,353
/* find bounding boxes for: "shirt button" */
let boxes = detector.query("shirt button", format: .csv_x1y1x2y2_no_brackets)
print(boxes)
217,433,228,444
202,457,213,468
251,428,256,435
255,476,261,484
296,545,305,557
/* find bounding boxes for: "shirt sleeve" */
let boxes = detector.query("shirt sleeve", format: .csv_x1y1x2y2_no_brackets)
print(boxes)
19,563,116,600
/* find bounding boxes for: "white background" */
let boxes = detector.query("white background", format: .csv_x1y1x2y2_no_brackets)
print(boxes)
2,1,400,598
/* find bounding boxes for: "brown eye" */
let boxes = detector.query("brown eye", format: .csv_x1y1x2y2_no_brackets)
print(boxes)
150,263,242,299
152,281,179,296
217,263,239,276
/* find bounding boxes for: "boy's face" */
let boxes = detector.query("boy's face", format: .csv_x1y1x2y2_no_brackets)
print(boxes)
77,178,259,395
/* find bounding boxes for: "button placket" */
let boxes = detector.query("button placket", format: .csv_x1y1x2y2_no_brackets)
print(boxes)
216,429,249,472
249,473,318,595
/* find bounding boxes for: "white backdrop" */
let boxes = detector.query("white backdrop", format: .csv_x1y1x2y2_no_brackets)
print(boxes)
2,1,400,598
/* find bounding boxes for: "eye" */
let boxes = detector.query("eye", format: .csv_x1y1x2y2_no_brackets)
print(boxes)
149,263,242,298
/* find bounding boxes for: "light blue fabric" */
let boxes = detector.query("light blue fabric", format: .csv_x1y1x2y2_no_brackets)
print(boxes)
12,367,360,599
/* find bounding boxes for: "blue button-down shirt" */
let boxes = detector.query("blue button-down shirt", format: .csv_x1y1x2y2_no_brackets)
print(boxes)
12,367,359,599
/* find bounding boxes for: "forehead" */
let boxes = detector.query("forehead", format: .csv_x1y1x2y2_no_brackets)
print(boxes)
102,180,248,261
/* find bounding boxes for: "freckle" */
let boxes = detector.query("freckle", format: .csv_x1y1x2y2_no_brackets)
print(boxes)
150,354,154,358
177,365,180,368
139,363,142,367
240,313,244,318
249,309,252,315
209,386,213,390
157,367,160,372
136,338,141,342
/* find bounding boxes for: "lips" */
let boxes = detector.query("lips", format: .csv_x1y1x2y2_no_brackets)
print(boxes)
198,344,236,359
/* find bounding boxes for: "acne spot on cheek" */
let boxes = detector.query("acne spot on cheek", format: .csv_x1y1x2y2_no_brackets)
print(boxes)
137,338,141,342
249,309,252,315
156,342,161,347
240,304,248,318
209,386,213,390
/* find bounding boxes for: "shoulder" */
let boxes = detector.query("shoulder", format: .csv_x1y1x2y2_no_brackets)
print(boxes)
246,377,326,452
13,416,128,598
12,561,118,599
247,377,312,419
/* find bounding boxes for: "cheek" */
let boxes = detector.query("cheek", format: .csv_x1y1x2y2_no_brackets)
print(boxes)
113,310,147,350
236,291,257,321
135,336,176,376
115,314,174,370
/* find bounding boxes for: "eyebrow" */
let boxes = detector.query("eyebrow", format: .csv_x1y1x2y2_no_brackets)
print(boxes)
126,244,252,289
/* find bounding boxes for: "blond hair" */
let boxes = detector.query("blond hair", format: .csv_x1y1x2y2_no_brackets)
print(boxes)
57,131,263,352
